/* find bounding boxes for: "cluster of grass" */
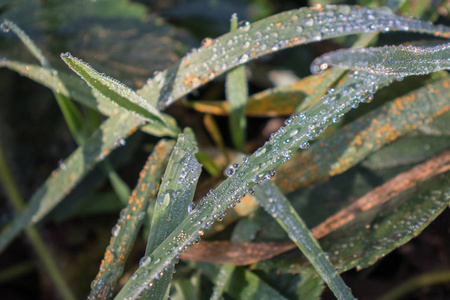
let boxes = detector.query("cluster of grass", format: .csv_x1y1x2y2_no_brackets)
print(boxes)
0,0,449,299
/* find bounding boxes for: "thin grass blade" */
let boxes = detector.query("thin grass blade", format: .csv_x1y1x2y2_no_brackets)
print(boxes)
226,14,248,152
88,139,174,300
137,128,201,300
60,53,178,135
1,19,50,67
255,180,355,300
311,43,450,77
139,5,450,109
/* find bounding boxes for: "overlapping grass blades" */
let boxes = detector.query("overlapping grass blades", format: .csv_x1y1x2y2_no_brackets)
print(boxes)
255,181,355,299
138,128,201,299
88,139,174,299
1,4,450,299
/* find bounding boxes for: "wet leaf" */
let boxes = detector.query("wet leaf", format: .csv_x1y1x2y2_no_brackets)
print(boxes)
130,128,201,300
140,5,450,109
88,139,174,300
61,53,178,135
311,43,450,77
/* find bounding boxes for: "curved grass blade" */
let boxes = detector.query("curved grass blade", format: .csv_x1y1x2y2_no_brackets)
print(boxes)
138,128,201,300
295,31,378,113
61,53,179,136
139,5,450,109
276,76,450,193
320,169,450,273
311,43,450,77
0,59,117,115
226,14,248,152
0,112,145,254
1,19,50,67
88,139,174,300
255,180,355,300
210,264,235,300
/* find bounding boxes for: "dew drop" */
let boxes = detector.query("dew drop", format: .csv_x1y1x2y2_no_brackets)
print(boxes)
139,256,152,267
188,203,197,214
111,225,120,237
299,141,310,150
1,22,10,33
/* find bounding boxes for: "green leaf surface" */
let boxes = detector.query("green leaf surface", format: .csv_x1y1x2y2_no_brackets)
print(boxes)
311,43,450,76
88,139,174,300
322,169,450,272
226,14,248,152
255,181,355,300
275,76,450,194
61,53,178,136
137,128,201,300
139,5,450,109
362,135,450,169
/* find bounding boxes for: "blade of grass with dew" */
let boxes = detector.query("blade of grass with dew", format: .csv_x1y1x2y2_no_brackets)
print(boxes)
1,19,50,67
88,139,174,300
275,76,450,193
61,53,179,136
139,5,450,110
311,43,450,77
226,13,248,152
114,69,397,299
139,128,202,300
256,163,450,275
295,32,378,112
255,180,355,300
210,264,236,300
0,59,116,115
0,112,145,254
0,135,76,300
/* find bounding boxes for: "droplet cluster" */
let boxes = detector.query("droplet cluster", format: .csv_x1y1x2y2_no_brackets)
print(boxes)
311,42,450,77
139,5,450,110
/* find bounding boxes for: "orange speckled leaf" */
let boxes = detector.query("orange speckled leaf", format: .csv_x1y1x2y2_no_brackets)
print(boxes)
181,150,450,266
275,77,450,193
89,139,174,300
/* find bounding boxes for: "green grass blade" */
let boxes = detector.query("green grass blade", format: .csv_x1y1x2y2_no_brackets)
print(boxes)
255,180,355,300
61,53,178,135
1,20,88,144
0,59,116,115
0,112,145,254
139,5,450,109
1,19,50,67
276,76,450,193
311,43,450,77
295,32,378,112
88,139,174,300
136,128,201,300
226,14,248,152
210,264,236,300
